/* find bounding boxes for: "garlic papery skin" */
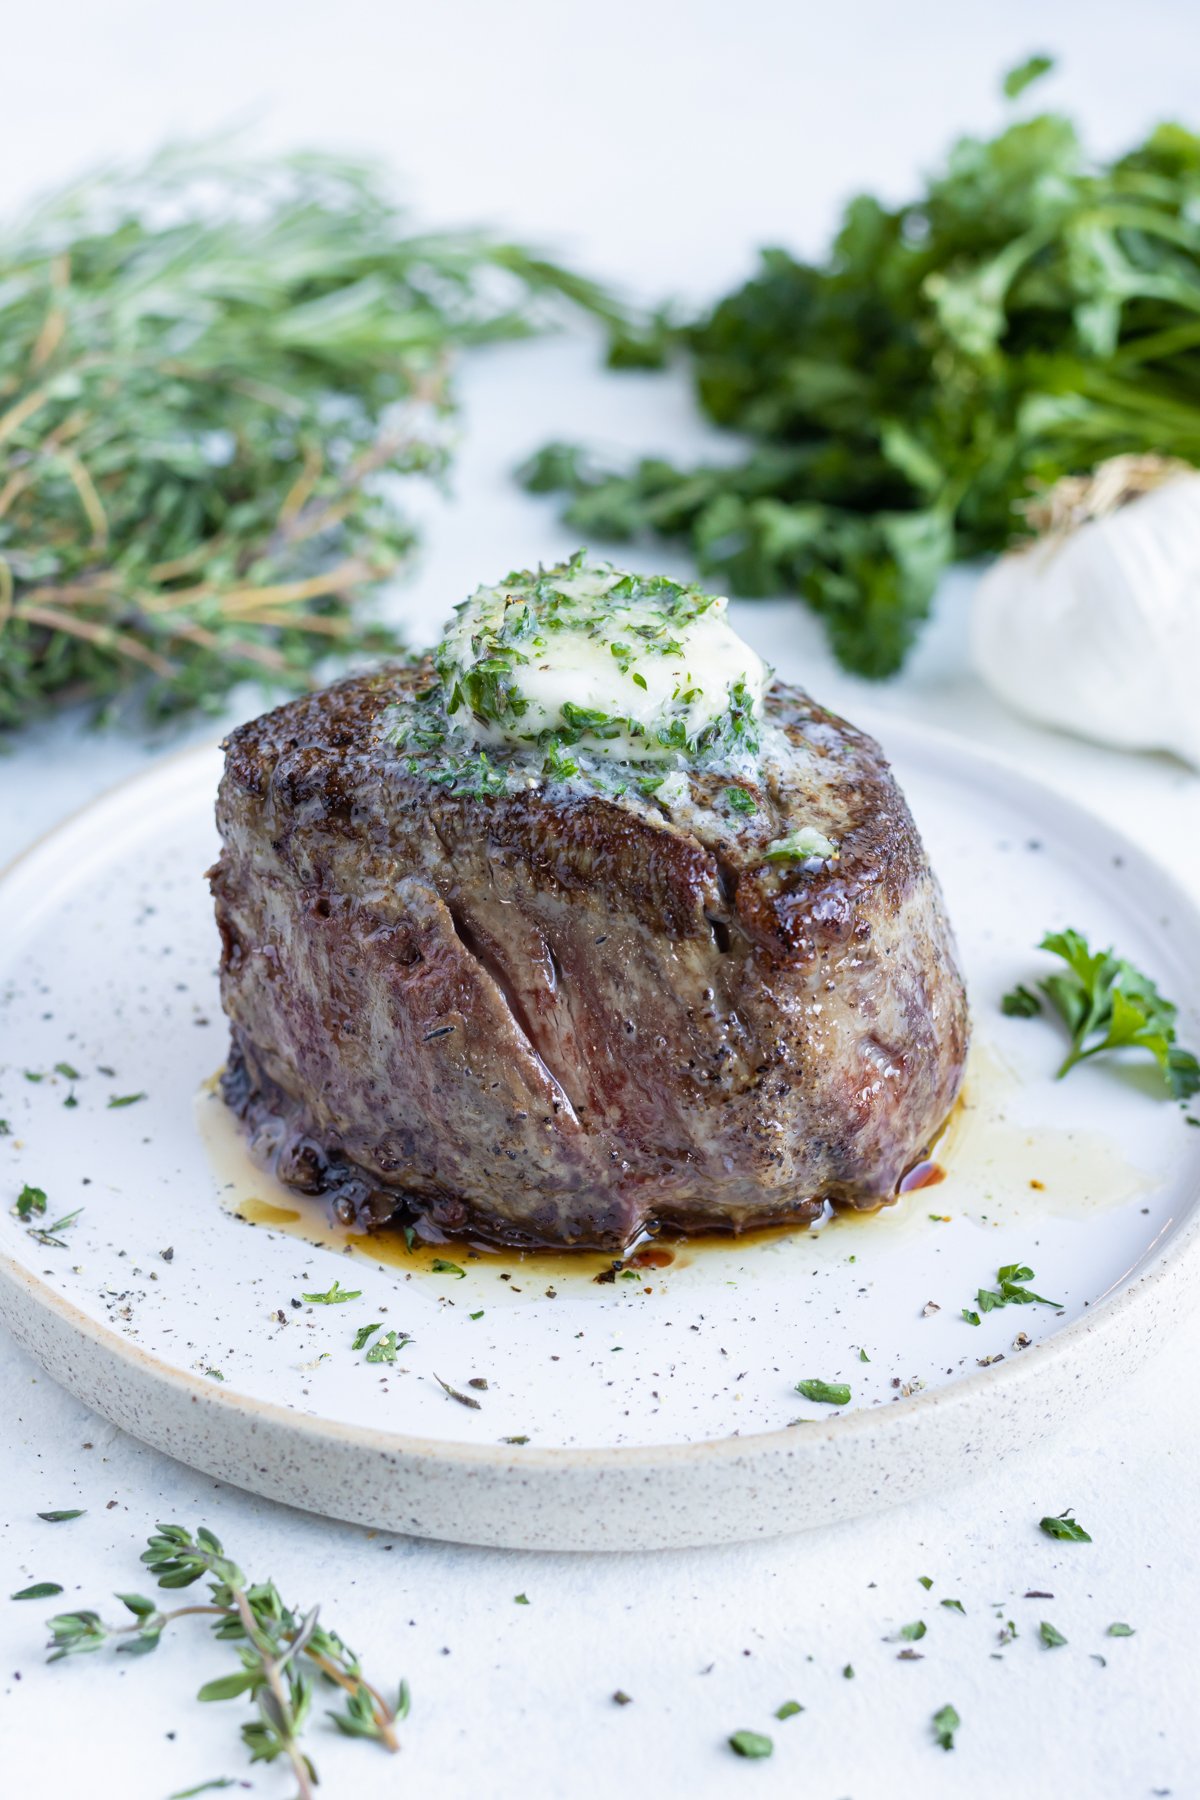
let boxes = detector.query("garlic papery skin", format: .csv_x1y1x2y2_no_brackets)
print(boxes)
970,460,1200,768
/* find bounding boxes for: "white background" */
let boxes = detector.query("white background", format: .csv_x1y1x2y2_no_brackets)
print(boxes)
2,4,1199,1797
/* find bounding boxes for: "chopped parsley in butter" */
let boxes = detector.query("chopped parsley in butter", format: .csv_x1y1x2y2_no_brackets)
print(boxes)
434,552,768,763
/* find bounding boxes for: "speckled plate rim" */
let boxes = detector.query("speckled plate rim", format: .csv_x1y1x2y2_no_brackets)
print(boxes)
1,719,1197,1551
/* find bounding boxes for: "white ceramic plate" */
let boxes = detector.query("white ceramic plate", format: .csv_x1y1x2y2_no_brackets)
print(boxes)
1,722,1198,1550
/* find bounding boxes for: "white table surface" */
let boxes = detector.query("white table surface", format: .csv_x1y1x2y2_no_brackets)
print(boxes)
3,6,1198,1796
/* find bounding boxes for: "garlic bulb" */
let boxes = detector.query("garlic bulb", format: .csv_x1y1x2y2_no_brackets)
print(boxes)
970,456,1200,767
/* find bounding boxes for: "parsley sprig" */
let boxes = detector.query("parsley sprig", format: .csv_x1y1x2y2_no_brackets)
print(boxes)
962,1261,1059,1327
1009,929,1199,1099
43,1523,404,1795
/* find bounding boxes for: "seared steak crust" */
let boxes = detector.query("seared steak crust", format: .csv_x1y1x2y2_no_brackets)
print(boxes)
211,667,969,1249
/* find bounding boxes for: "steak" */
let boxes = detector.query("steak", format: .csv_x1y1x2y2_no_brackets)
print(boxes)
210,664,970,1251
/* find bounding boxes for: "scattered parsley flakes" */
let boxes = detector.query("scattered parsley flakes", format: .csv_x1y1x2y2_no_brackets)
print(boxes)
898,1620,926,1641
795,1378,851,1405
1106,1622,1135,1637
941,1598,966,1614
351,1323,382,1350
38,1509,85,1523
514,1593,530,1606
107,1091,147,1108
858,1347,870,1363
724,786,756,815
53,1061,81,1080
11,1581,64,1600
501,1435,529,1445
774,1700,803,1720
1039,1509,1092,1543
842,1665,854,1679
1039,1620,1068,1648
932,1703,960,1750
469,1310,484,1320
302,1280,362,1305
917,1576,933,1591
728,1730,773,1760
612,1689,632,1705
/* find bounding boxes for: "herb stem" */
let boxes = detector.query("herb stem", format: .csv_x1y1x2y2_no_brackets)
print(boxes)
233,1586,316,1800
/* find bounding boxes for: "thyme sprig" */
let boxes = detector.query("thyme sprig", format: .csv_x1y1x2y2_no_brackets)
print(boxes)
45,1523,404,1796
0,145,616,730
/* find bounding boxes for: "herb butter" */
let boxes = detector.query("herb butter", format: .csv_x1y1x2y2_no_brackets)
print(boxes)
435,552,768,762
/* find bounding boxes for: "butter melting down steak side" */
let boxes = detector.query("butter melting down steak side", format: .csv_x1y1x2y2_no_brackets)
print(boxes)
210,667,969,1250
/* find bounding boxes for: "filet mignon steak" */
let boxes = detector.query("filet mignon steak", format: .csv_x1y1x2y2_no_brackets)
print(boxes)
211,562,969,1251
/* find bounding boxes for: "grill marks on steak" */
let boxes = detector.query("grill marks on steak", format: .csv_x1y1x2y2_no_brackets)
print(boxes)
211,666,970,1249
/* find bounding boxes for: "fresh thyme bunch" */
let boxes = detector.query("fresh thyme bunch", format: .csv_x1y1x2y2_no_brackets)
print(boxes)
46,1523,404,1797
0,145,614,728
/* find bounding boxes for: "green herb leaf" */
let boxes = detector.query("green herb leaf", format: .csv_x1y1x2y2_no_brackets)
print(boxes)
932,1703,960,1750
967,1261,1060,1321
351,1322,382,1350
1040,1509,1092,1542
1039,1620,1068,1648
430,1259,466,1279
1001,983,1042,1018
301,1280,362,1305
941,1598,966,1614
898,1620,926,1641
54,1062,82,1081
11,1581,64,1599
1002,53,1055,100
774,1700,803,1720
1106,1621,1135,1637
795,1379,851,1405
514,1593,530,1606
728,1730,773,1759
198,1670,259,1702
364,1331,408,1364
1020,930,1200,1099
14,1184,47,1219
107,1093,146,1109
917,1576,933,1591
38,1509,85,1523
